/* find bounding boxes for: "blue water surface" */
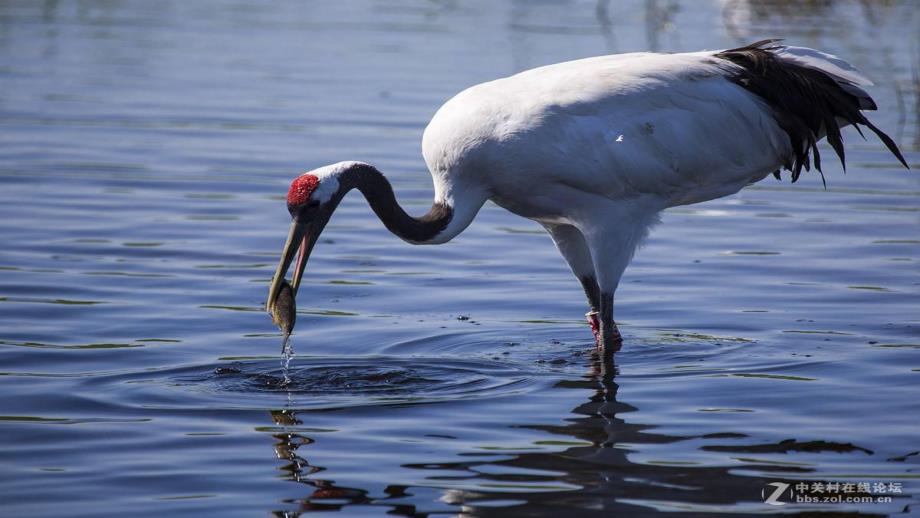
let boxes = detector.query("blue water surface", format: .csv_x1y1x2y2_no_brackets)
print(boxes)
0,1,918,516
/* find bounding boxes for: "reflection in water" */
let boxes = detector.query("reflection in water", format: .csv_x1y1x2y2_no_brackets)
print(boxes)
594,0,617,53
644,0,680,52
263,354,848,516
269,409,362,516
439,355,763,515
268,408,418,517
721,0,832,41
719,0,918,150
2,1,917,516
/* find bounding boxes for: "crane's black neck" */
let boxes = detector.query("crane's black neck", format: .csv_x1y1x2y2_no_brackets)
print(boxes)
339,163,453,244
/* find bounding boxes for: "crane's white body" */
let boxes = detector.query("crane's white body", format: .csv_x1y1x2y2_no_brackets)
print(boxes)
273,43,898,351
418,46,873,296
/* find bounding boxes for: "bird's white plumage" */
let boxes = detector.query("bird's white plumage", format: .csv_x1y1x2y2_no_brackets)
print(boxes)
424,51,788,220
301,161,354,203
419,45,873,298
771,45,873,86
280,43,899,351
423,51,786,267
770,45,876,109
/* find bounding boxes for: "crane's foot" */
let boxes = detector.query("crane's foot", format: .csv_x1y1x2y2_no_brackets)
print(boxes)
586,310,600,343
601,323,623,353
597,292,622,356
589,311,622,353
596,325,623,362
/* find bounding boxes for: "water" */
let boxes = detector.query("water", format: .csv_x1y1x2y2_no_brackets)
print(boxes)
281,332,294,385
0,1,918,516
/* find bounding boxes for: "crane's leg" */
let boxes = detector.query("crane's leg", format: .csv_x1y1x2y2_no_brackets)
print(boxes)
543,224,602,343
598,291,622,356
579,206,658,359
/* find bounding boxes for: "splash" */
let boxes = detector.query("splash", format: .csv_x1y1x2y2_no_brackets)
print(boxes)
280,331,295,385
270,279,297,385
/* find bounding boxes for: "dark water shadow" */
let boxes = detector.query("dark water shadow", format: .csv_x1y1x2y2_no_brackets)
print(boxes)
266,408,419,517
261,352,889,517
206,356,537,410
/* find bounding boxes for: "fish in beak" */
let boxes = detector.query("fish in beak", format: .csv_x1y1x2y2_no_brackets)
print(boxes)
272,280,296,351
265,205,331,321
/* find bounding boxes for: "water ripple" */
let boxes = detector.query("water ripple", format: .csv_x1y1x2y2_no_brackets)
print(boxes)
83,356,542,411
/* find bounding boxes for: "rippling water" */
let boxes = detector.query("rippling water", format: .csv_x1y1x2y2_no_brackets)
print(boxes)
1,1,918,516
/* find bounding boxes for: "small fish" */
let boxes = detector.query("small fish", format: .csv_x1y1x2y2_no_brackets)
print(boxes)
271,280,297,337
270,280,297,381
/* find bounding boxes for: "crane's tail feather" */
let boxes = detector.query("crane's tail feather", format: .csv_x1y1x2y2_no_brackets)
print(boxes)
715,40,908,184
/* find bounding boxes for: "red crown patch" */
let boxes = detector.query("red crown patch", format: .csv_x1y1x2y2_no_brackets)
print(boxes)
287,174,319,206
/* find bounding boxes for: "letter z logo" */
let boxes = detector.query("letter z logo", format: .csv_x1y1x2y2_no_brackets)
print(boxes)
762,482,790,506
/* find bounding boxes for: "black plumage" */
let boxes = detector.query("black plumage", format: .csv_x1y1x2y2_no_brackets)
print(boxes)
716,39,908,187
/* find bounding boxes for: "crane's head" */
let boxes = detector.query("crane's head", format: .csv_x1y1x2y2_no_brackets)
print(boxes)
265,162,354,313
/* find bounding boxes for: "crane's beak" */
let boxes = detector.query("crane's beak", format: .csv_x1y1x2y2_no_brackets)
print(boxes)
266,211,325,313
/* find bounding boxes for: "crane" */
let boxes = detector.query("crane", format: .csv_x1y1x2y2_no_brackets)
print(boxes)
265,40,907,358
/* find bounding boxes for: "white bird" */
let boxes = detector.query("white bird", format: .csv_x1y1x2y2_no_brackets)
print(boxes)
266,40,907,358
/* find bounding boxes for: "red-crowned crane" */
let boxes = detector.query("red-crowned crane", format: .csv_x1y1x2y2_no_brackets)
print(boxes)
266,40,907,358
